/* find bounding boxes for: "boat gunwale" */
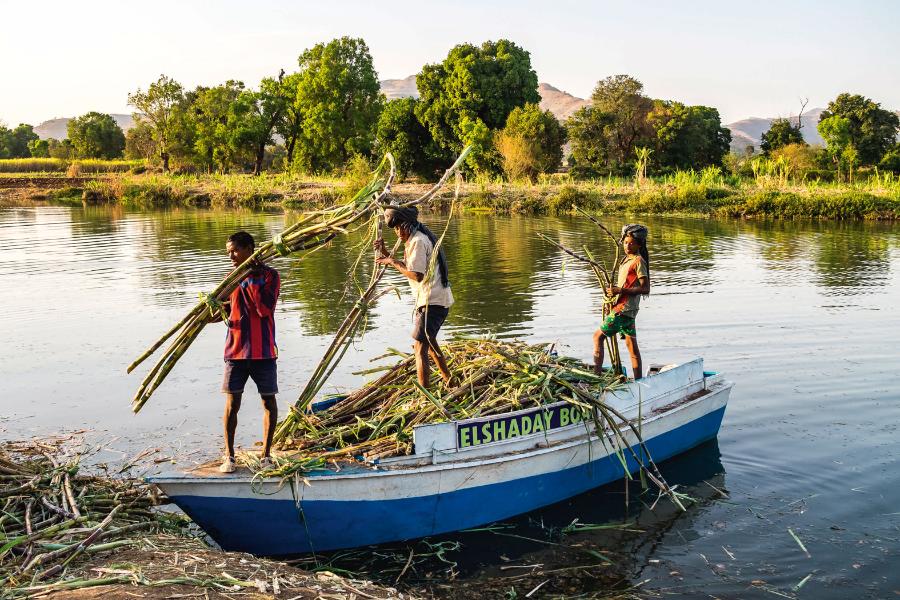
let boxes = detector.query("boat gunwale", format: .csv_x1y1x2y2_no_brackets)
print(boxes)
148,378,733,486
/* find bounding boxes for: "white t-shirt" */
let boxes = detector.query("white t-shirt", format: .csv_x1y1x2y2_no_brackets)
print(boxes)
404,230,454,309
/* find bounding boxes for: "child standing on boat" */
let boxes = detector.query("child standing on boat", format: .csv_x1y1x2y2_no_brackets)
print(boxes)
593,224,650,380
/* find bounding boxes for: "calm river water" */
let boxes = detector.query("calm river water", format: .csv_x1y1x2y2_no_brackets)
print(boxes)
1,205,898,598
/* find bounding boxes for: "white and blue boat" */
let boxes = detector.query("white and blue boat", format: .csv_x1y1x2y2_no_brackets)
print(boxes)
149,358,732,556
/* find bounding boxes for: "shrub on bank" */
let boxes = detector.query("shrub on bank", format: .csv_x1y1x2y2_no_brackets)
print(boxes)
0,158,141,173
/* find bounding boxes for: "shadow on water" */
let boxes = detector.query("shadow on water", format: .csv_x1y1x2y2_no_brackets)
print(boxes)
286,440,727,598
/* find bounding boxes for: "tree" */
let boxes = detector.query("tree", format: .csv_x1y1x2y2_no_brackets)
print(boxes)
760,118,805,156
128,75,186,171
415,39,539,174
28,138,50,158
47,138,73,160
567,75,655,175
243,74,289,175
191,81,245,172
375,97,442,179
67,112,126,159
649,102,731,171
817,115,852,180
770,143,819,179
879,145,900,174
275,72,304,169
8,124,39,158
818,93,899,165
495,103,566,180
293,37,383,172
125,120,157,161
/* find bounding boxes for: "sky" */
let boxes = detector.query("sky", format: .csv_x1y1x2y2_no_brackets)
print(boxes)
1,0,898,127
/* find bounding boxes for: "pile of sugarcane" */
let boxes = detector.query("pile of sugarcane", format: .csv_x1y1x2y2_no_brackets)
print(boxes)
0,439,177,593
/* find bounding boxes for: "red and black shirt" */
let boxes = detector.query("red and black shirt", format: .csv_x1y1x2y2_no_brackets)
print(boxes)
224,265,280,360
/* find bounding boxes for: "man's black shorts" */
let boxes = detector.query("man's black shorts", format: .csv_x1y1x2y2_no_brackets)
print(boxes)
222,359,278,395
411,305,449,343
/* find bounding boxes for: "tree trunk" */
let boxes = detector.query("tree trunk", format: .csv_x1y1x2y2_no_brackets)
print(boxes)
162,152,170,173
254,142,265,176
286,134,298,167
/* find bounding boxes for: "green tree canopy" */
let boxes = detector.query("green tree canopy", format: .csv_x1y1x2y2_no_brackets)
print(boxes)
241,75,290,175
495,103,566,180
7,124,39,158
567,75,655,175
415,39,539,174
760,118,805,156
28,138,50,158
66,112,126,159
275,72,304,169
375,97,442,179
128,75,187,171
191,81,245,172
649,102,731,170
818,93,899,165
293,37,383,172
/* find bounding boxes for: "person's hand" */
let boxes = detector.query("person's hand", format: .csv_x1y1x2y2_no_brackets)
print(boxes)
607,285,621,296
373,238,388,259
376,256,394,267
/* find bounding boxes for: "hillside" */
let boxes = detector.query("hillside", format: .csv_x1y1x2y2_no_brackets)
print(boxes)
380,75,418,100
725,109,825,152
537,83,590,121
34,114,135,140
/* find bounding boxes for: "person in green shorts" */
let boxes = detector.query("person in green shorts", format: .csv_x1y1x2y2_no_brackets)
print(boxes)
593,224,651,380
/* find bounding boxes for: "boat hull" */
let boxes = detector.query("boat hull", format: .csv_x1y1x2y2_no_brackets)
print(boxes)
153,377,730,555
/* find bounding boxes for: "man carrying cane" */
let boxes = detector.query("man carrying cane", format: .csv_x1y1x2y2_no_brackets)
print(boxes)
375,206,454,389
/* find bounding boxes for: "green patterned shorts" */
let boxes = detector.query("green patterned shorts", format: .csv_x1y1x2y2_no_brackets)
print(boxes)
600,312,636,337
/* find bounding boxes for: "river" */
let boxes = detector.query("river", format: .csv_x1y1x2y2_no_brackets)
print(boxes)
1,204,898,598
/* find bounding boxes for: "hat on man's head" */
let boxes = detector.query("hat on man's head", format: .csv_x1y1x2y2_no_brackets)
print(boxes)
620,223,648,242
384,206,419,228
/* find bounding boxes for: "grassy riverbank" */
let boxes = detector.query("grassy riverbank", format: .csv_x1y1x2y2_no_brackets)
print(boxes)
2,168,900,219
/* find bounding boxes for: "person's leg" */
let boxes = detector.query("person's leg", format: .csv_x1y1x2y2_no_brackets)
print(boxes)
428,344,453,384
414,340,431,387
624,335,643,380
260,395,277,458
592,328,607,375
223,392,242,458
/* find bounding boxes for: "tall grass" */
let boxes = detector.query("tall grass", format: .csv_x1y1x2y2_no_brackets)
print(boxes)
0,158,142,174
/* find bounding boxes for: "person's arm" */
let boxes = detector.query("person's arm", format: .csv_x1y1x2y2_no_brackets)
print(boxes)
243,267,280,318
609,276,650,296
377,255,424,282
378,236,426,282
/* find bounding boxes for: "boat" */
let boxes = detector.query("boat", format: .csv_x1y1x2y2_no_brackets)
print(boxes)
149,358,732,556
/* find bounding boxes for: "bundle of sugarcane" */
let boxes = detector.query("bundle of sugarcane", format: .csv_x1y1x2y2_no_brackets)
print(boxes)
0,439,177,591
125,155,398,413
537,207,625,373
265,337,682,510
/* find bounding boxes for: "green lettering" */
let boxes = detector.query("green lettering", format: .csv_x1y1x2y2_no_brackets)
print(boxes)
532,413,544,433
508,418,520,438
572,408,583,424
472,424,481,446
493,420,506,441
521,415,532,436
560,407,570,427
481,422,493,444
543,411,552,430
460,427,471,448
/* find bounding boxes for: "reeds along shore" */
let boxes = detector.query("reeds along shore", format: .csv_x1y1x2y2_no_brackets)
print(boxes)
5,167,899,218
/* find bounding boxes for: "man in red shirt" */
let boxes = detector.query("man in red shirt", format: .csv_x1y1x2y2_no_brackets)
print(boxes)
214,231,281,473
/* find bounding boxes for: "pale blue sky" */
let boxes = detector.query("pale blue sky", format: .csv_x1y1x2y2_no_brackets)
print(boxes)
1,0,898,127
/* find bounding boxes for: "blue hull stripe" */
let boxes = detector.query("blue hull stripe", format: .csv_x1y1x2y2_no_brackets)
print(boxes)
171,406,726,555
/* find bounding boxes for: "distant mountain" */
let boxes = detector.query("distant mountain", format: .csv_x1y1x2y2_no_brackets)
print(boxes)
34,114,135,140
378,78,590,122
380,75,418,100
538,83,590,121
725,109,825,152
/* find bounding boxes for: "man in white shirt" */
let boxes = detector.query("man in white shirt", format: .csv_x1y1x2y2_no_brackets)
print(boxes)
375,206,454,389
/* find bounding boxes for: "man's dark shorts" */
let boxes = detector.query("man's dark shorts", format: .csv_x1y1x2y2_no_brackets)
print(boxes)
411,305,449,343
222,359,278,395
